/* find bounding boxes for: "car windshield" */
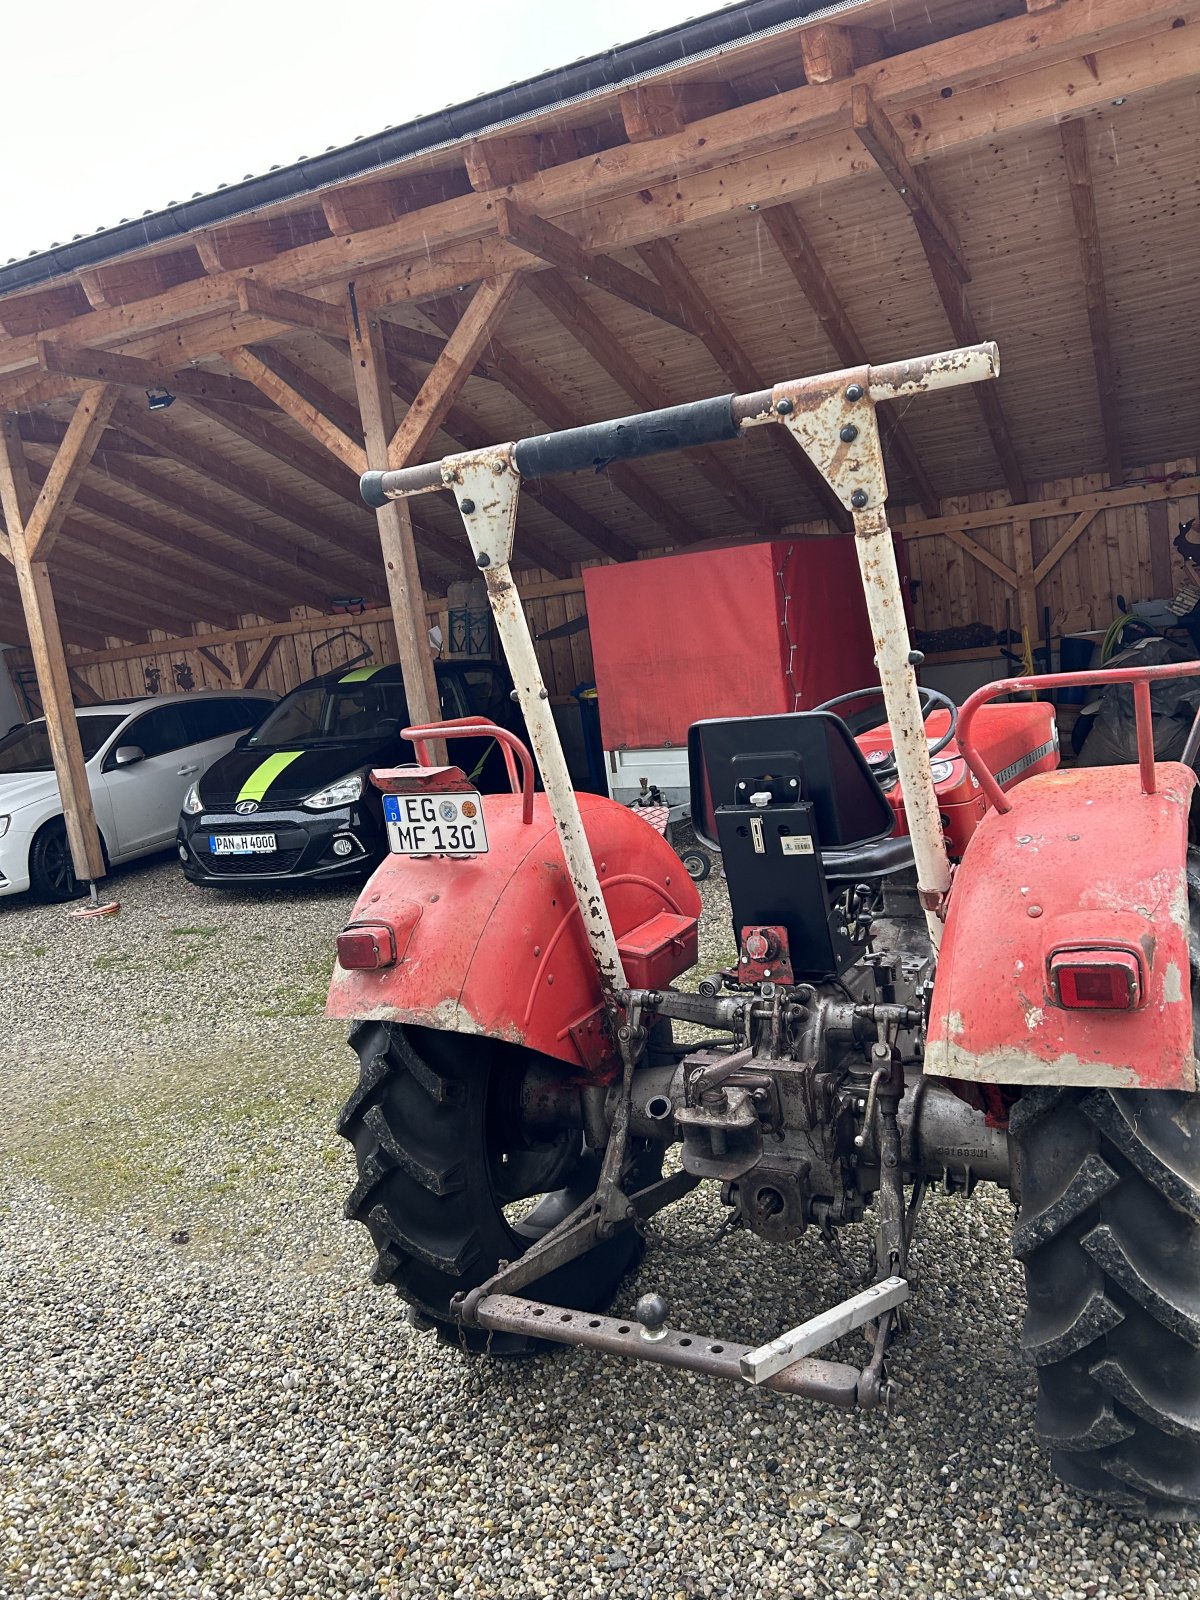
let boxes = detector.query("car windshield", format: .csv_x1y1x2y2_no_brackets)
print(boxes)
246,681,410,747
0,714,125,774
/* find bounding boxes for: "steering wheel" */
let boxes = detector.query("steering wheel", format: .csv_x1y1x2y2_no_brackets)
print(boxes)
814,684,959,783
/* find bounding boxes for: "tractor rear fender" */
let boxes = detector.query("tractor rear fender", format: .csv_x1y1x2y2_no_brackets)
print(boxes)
327,790,702,1077
925,762,1198,1091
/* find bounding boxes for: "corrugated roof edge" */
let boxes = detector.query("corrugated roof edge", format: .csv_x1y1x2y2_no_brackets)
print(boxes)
0,0,866,299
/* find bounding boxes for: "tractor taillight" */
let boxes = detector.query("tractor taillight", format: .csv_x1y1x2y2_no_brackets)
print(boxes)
337,923,397,970
1049,948,1143,1010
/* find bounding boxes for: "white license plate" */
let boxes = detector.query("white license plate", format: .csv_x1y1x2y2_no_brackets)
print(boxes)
210,833,277,855
384,790,488,855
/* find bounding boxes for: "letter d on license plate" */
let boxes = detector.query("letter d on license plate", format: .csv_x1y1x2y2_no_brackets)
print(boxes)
383,790,489,855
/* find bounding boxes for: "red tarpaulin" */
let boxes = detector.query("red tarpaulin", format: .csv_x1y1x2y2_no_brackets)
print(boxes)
583,539,882,750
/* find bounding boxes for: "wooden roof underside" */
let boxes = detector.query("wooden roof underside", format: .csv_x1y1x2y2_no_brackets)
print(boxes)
0,0,1195,649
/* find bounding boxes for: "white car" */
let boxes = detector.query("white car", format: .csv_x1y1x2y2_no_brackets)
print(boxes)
0,690,275,900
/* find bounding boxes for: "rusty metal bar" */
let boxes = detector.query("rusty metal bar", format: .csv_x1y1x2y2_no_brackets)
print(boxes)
958,660,1200,813
472,1294,865,1406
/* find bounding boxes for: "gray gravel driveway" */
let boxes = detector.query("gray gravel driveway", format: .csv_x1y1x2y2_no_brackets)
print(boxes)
1,851,1198,1597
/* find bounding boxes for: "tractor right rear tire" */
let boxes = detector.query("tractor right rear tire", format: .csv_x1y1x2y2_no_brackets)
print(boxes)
1012,1086,1200,1521
337,1021,657,1354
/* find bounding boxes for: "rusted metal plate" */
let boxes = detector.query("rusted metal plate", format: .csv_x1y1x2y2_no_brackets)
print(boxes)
926,763,1198,1090
473,1294,862,1407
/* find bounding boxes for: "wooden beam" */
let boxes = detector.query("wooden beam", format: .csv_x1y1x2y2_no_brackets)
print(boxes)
0,2,1187,387
1011,518,1038,640
528,273,776,535
224,347,368,474
0,415,106,883
36,339,274,409
17,414,156,456
347,297,443,737
1033,508,1099,586
496,201,692,333
23,385,118,561
758,203,940,517
940,527,1018,590
69,668,103,705
0,1,1185,391
235,633,280,689
636,238,850,528
248,346,364,440
235,278,347,340
895,475,1200,541
799,23,884,84
850,85,969,285
1059,118,1123,485
617,82,733,142
387,273,521,468
465,134,541,191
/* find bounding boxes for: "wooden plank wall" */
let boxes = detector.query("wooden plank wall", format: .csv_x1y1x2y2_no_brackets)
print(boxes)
12,457,1198,711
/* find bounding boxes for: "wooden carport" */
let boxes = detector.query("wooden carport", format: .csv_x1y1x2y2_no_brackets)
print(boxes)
0,0,1196,888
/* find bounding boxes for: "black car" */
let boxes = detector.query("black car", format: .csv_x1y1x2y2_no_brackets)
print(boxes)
177,660,518,887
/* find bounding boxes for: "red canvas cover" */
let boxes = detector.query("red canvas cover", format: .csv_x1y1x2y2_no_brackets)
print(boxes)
583,538,878,750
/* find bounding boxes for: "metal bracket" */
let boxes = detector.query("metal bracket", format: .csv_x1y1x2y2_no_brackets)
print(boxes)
772,365,888,513
440,446,519,569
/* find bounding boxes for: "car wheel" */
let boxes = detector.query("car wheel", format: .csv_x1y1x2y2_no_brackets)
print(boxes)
28,819,85,902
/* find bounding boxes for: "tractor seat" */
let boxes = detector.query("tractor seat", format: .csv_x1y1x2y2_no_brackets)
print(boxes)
688,710,907,881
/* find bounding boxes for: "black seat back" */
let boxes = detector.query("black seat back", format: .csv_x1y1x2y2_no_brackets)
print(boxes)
688,712,895,854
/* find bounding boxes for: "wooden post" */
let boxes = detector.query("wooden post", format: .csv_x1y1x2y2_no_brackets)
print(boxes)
0,414,107,886
346,295,444,747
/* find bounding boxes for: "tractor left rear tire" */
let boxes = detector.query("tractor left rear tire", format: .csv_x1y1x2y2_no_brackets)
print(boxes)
1012,1086,1200,1521
337,1021,657,1354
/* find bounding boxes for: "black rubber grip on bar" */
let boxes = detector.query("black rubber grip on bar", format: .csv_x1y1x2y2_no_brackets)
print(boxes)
360,471,389,508
513,393,738,480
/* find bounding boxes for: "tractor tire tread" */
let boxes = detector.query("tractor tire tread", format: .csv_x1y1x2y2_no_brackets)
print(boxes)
1013,1085,1200,1521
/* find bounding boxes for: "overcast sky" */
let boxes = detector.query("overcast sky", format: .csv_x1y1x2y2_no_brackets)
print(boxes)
2,0,725,262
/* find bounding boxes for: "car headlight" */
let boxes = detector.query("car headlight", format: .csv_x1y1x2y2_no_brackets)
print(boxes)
181,784,204,816
0,816,8,838
303,772,365,811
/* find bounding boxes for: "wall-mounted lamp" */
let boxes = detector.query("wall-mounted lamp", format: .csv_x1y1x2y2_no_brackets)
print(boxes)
146,388,175,412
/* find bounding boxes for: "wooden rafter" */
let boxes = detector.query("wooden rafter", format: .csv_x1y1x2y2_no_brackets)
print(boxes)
236,279,347,340
798,22,883,84
224,346,368,474
496,202,691,332
347,296,442,736
850,85,969,284
1059,118,1123,485
22,385,118,561
758,203,940,517
845,89,1028,504
36,339,274,410
617,81,733,142
388,273,521,468
0,1,1185,397
528,273,776,535
637,238,850,528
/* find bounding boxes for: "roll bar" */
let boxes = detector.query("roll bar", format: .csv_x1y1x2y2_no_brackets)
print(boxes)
957,661,1200,810
402,717,536,825
361,344,1000,506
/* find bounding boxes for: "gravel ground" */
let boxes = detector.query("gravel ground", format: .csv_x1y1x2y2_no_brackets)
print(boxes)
2,847,1200,1598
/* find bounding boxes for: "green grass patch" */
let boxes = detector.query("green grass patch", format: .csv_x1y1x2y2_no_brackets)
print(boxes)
168,926,220,939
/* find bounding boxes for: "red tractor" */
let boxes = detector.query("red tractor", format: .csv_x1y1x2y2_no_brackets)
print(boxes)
335,346,1200,1521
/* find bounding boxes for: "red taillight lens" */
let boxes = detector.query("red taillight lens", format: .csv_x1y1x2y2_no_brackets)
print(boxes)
1049,949,1142,1010
336,923,397,970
